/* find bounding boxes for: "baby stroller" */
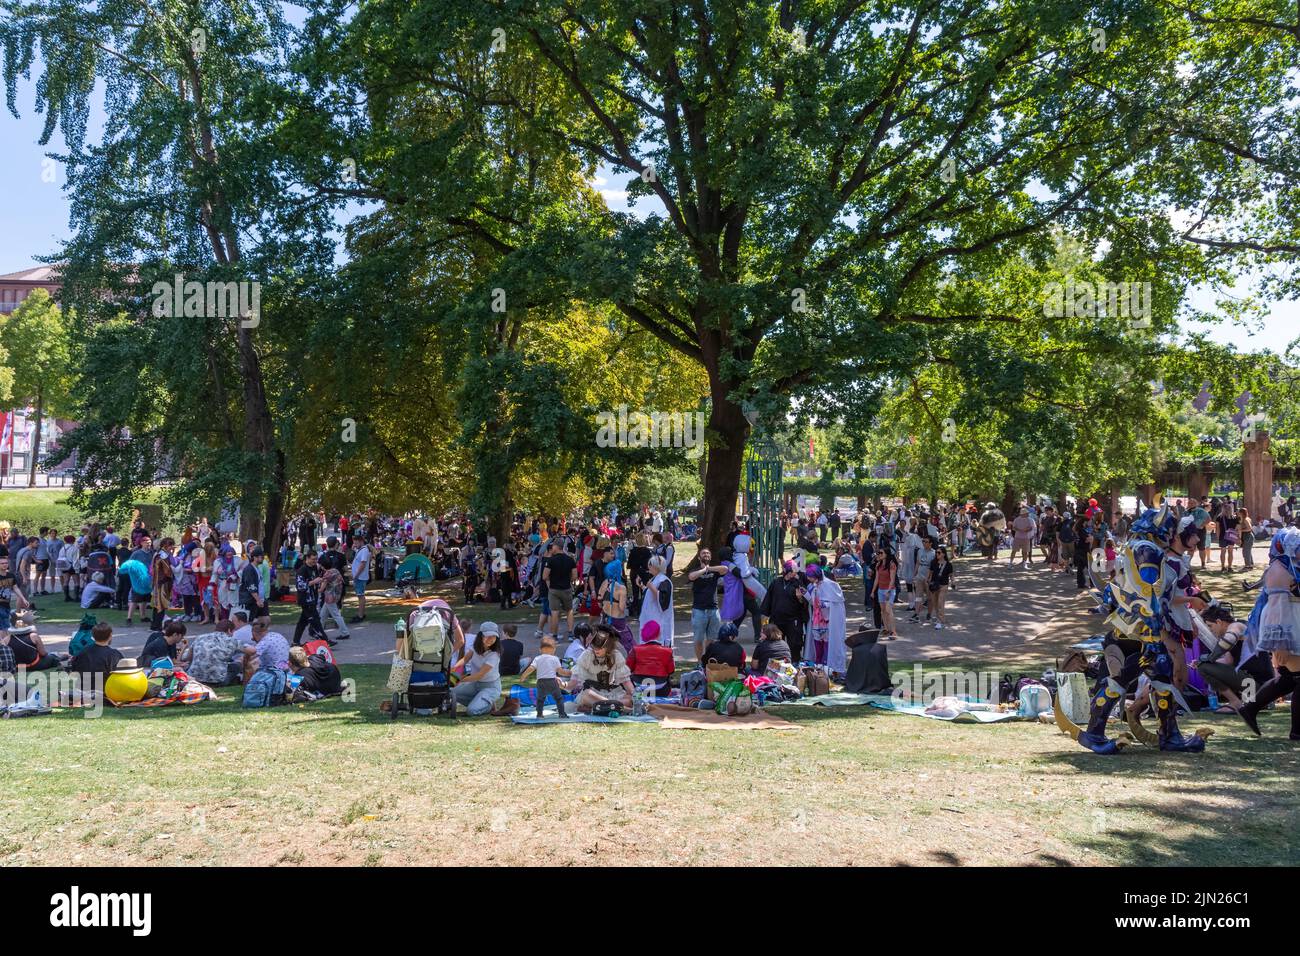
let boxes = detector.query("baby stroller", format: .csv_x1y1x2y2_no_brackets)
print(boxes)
389,600,458,720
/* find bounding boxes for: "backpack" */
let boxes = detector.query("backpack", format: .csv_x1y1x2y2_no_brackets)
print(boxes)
679,669,707,708
242,668,287,708
409,607,449,664
68,615,98,658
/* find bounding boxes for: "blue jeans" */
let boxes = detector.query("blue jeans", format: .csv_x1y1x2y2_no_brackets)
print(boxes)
691,608,720,648
454,678,502,716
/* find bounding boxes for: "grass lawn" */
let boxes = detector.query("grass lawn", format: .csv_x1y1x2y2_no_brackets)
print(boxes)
7,536,1298,867
4,660,1297,867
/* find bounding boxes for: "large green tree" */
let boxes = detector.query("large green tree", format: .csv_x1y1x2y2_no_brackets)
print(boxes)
309,0,1296,549
1,0,328,548
0,289,72,486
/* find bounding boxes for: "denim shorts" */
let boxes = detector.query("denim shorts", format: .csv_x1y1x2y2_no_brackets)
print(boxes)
354,579,367,596
877,588,896,603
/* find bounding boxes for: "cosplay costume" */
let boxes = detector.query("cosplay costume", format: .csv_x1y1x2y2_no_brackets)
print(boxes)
1236,530,1300,739
804,564,847,675
1055,506,1212,754
977,504,1005,557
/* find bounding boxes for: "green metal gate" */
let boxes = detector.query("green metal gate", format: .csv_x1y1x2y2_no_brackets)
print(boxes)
743,438,784,586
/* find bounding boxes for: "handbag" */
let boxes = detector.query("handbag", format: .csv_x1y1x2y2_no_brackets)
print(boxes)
386,657,413,693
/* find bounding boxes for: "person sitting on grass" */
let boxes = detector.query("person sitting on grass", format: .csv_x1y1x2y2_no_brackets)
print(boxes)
626,619,674,697
181,620,256,686
251,616,291,677
701,621,746,671
80,571,115,609
751,623,792,677
69,622,122,684
141,619,187,666
451,622,504,716
571,624,635,713
4,623,64,671
516,635,570,718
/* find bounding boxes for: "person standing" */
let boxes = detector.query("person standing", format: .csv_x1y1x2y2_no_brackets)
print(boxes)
349,536,371,624
1240,508,1256,569
1010,507,1036,567
239,547,269,619
638,555,674,652
760,559,808,661
928,547,955,630
292,551,329,646
687,548,727,662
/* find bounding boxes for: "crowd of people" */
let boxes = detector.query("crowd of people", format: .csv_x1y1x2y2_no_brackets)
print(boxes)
4,486,1300,721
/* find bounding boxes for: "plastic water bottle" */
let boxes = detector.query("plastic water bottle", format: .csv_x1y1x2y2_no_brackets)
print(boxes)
1207,686,1219,711
632,685,644,717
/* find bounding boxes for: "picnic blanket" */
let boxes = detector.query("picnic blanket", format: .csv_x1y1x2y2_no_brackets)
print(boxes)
113,687,217,708
865,695,1023,723
776,691,888,707
510,710,657,725
647,703,801,730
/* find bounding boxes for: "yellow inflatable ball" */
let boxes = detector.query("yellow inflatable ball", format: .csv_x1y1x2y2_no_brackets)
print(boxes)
104,667,149,704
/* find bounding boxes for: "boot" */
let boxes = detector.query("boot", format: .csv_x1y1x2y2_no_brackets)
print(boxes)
1238,668,1296,737
1153,686,1207,752
1075,677,1124,755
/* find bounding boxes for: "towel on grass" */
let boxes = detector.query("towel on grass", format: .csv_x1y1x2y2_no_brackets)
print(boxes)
647,703,801,730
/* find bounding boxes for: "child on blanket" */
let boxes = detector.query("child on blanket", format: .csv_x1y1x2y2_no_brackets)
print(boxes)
516,636,570,718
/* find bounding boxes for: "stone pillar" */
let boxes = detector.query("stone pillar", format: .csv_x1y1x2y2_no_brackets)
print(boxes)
1243,430,1276,520
1137,483,1157,510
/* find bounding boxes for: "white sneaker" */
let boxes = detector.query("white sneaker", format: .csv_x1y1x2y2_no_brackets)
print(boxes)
934,622,943,629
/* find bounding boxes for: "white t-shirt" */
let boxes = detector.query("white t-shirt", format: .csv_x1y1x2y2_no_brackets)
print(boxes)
351,546,370,581
564,639,588,662
532,653,562,680
232,624,254,645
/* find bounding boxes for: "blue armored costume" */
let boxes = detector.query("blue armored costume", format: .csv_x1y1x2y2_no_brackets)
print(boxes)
1056,505,1212,754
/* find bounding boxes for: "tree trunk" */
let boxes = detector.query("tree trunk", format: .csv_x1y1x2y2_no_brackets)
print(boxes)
698,385,751,553
26,390,42,488
262,449,288,558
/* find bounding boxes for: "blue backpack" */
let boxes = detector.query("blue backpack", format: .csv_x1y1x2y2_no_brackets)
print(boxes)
242,668,287,708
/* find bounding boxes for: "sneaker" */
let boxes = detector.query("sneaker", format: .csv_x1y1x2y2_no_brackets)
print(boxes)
935,622,943,629
336,633,351,640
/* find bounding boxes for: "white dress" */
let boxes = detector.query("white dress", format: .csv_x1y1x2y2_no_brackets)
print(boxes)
638,573,674,651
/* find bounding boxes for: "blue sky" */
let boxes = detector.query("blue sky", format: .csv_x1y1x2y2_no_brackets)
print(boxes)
2,81,1296,356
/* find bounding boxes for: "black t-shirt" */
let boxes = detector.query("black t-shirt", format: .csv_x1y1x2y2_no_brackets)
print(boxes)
545,553,576,590
691,570,720,610
141,632,177,664
318,550,346,575
752,638,792,675
627,546,652,580
7,631,39,666
702,639,746,670
0,572,15,609
71,642,123,679
498,638,524,675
